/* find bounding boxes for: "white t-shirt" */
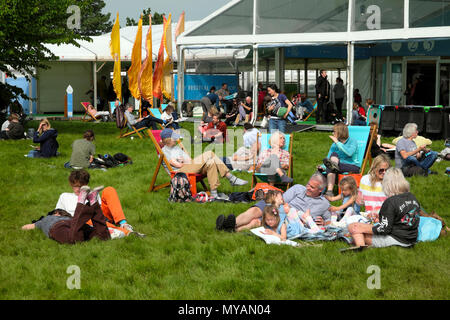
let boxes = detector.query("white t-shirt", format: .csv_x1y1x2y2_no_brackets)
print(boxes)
55,192,101,216
1,120,10,131
161,112,173,122
243,128,259,148
161,145,189,171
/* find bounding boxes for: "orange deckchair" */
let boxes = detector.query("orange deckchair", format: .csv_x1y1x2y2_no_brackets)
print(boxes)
148,129,208,195
81,102,101,122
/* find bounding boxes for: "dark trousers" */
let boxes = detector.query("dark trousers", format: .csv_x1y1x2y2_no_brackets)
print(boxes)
317,98,328,123
335,98,344,118
135,115,164,130
49,203,110,244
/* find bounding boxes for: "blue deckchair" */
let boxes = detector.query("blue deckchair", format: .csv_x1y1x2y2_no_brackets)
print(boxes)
148,108,165,129
301,101,318,122
251,132,294,190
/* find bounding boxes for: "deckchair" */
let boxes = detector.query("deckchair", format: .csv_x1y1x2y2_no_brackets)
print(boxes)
109,101,117,115
148,129,208,195
336,125,375,191
148,108,165,129
81,102,101,122
118,117,147,139
301,101,318,122
251,132,294,191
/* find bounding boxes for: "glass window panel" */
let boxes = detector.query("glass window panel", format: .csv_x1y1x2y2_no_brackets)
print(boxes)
189,0,253,36
410,0,450,28
257,0,348,34
353,0,404,31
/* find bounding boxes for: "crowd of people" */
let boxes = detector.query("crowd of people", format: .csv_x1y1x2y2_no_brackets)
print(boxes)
1,85,446,249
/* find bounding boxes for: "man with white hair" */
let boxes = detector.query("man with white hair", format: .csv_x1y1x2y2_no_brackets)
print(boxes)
395,123,438,176
218,172,331,232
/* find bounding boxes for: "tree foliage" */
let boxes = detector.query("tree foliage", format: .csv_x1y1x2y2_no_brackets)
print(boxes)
126,8,165,26
74,0,113,36
0,0,89,104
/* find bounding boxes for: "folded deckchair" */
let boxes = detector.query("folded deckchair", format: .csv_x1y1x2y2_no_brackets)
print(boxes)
251,132,293,191
148,129,208,195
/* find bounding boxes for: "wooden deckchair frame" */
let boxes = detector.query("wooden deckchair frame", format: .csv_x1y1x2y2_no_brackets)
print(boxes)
251,132,294,191
302,101,318,122
81,102,101,122
117,117,147,139
148,129,208,194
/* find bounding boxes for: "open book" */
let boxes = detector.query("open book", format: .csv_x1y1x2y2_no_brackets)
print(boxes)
250,227,300,247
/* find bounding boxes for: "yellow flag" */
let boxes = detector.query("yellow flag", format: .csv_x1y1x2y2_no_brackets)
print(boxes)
110,12,122,101
128,17,142,100
138,15,153,103
175,11,185,42
162,14,173,100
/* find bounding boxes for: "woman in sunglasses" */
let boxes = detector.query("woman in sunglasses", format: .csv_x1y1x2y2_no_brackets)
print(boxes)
356,154,390,222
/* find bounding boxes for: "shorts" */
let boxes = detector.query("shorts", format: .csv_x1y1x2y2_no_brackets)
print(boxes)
252,200,267,214
371,235,412,248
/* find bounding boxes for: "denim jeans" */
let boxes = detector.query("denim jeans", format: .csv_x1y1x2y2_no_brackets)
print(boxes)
404,151,438,172
27,150,41,158
268,118,286,133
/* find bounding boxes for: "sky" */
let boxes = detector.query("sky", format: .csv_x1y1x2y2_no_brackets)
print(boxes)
103,0,232,25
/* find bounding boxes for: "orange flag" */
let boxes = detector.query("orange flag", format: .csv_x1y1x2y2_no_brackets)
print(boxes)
128,16,142,100
153,15,167,100
110,12,122,101
175,11,185,42
162,14,173,100
138,15,153,103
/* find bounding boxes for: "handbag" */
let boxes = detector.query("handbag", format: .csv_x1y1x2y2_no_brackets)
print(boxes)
260,116,268,128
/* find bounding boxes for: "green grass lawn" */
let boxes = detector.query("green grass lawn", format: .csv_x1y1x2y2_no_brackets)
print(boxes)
0,120,448,299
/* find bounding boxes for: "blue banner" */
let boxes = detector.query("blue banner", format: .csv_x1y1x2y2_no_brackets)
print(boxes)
174,74,238,100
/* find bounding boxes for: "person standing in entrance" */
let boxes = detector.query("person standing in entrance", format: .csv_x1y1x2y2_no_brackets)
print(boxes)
333,77,346,119
315,70,330,124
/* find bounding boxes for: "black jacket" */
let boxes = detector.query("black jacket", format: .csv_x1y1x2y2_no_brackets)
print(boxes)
33,128,59,157
315,75,330,100
6,122,24,139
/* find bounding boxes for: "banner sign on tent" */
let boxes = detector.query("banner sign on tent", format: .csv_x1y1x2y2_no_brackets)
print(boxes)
285,45,370,60
174,74,238,100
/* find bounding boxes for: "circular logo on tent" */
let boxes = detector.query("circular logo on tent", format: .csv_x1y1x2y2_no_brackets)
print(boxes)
391,42,402,52
423,40,435,52
408,42,419,52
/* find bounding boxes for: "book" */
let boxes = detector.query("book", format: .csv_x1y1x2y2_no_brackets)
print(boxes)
250,227,300,247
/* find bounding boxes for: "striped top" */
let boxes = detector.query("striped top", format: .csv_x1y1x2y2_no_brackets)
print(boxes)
358,174,387,214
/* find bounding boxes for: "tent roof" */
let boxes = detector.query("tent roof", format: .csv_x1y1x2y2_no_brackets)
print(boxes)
44,20,249,62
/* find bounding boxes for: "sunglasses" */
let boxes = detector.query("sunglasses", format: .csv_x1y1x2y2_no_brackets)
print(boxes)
378,168,387,174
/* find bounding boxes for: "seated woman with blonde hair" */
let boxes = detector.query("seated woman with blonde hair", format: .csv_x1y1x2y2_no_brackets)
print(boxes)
348,167,420,248
27,118,59,158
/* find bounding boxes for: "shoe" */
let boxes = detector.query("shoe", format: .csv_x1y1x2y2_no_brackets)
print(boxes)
429,170,438,175
78,185,91,204
87,185,104,205
216,214,225,230
130,231,146,238
215,193,229,201
340,245,368,253
280,175,293,184
229,176,248,186
223,214,236,232
121,223,134,233
323,158,340,173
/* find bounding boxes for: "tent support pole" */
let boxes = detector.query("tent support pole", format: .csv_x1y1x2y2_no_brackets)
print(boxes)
177,45,185,116
252,44,258,126
347,41,354,124
93,61,98,109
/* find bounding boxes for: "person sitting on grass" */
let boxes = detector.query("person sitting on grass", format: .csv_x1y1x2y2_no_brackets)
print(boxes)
65,130,96,169
351,102,366,126
255,131,293,185
54,169,140,236
218,173,331,232
124,103,166,130
395,122,438,177
318,122,360,196
203,114,227,143
0,113,25,140
325,176,361,228
21,186,112,244
197,106,219,138
160,128,248,201
348,167,420,249
27,118,59,158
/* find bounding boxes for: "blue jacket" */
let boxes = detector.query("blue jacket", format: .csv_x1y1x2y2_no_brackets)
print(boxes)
327,137,359,167
33,128,59,157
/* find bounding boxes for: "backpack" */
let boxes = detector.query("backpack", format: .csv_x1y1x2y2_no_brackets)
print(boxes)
113,152,132,165
251,183,283,201
93,154,119,168
168,172,193,202
115,104,126,129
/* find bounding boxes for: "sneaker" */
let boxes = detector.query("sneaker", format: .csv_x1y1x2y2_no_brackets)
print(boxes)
323,158,340,173
223,214,236,232
229,176,248,186
215,193,229,201
216,214,225,230
121,223,134,233
129,231,146,238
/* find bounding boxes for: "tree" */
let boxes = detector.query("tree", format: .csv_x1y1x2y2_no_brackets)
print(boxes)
0,0,90,105
126,8,165,26
74,0,113,36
